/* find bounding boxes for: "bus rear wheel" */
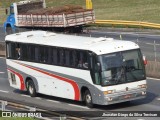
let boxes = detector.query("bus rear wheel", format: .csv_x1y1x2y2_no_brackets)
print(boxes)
27,80,36,97
84,90,93,108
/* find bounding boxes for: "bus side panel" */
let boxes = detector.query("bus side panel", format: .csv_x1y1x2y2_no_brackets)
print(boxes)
7,59,79,100
7,68,24,90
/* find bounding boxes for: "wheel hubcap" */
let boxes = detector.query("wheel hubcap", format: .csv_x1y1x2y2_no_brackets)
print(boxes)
29,85,33,94
86,94,91,103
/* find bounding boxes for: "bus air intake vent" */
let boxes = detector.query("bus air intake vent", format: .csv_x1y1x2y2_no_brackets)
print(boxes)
87,37,114,45
43,32,56,37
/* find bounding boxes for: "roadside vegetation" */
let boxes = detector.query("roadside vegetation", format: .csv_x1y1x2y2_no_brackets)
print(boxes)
1,0,160,24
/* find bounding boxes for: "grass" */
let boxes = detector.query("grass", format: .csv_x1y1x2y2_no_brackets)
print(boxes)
1,0,160,24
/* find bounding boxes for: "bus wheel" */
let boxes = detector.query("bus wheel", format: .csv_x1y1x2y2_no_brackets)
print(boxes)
84,90,93,108
27,80,36,97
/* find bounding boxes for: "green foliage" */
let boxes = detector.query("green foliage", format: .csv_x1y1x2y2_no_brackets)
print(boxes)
1,0,160,24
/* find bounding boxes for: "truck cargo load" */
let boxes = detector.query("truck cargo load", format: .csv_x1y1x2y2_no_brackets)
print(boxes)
4,0,95,34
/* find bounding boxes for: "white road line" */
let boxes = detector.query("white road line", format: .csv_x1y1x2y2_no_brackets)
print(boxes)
35,97,42,100
46,99,60,103
0,72,5,74
92,30,160,37
0,90,9,93
40,117,54,120
146,43,160,46
0,57,5,59
21,94,30,97
157,98,160,101
68,104,90,109
147,77,160,81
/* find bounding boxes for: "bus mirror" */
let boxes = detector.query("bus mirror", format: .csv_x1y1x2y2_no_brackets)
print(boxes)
143,55,147,65
5,8,8,15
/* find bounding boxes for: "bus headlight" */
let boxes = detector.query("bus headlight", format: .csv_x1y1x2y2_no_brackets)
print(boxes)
138,84,147,88
103,90,114,95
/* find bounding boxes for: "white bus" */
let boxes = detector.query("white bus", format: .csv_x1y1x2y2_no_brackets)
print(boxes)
5,31,147,108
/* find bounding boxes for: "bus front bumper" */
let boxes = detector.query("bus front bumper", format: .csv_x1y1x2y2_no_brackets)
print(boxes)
103,89,147,105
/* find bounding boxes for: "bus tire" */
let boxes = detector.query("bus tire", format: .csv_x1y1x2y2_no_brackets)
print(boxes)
84,90,93,108
27,80,36,97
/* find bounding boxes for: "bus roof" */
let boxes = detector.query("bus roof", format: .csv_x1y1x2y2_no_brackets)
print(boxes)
5,31,139,55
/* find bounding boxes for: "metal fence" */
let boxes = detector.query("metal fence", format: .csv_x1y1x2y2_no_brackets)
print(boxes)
136,40,160,62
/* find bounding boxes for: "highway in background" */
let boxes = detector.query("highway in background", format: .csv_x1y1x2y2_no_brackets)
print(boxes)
1,26,160,61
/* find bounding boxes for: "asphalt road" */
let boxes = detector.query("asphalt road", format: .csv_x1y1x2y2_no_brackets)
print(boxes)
1,26,160,61
0,57,160,120
83,30,160,61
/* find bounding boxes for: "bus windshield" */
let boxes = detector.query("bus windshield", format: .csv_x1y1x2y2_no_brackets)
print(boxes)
98,49,146,86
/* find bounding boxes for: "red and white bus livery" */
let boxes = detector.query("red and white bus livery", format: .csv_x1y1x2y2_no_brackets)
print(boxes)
5,31,147,107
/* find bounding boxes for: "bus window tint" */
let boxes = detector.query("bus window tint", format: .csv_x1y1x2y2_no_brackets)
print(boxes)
70,50,76,67
21,44,28,60
77,51,89,69
53,48,58,65
65,49,70,66
59,48,65,65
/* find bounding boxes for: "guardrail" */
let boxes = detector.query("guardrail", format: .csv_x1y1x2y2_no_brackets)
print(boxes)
95,20,160,29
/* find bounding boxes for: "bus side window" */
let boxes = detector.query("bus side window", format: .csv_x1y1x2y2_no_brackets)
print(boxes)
34,46,39,62
90,54,101,85
21,44,28,60
47,47,53,64
28,45,35,62
53,48,58,65
65,49,70,66
39,46,48,63
77,51,89,69
70,50,76,67
6,42,12,58
10,43,16,59
59,48,65,65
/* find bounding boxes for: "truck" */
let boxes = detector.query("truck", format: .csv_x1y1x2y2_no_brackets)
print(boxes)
3,0,95,34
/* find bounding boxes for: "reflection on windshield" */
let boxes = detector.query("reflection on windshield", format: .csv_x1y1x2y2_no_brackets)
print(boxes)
99,49,146,86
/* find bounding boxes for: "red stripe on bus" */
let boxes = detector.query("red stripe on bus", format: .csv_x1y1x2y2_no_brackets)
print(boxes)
7,68,25,90
16,62,80,101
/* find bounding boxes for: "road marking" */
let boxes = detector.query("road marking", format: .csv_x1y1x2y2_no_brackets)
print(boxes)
0,72,5,74
21,94,30,97
147,77,160,81
68,104,90,109
0,57,5,59
0,90,9,93
35,97,42,100
46,99,60,103
146,42,160,46
92,30,160,37
157,98,160,101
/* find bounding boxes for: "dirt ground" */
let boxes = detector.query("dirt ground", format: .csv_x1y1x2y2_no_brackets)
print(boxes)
26,5,87,14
